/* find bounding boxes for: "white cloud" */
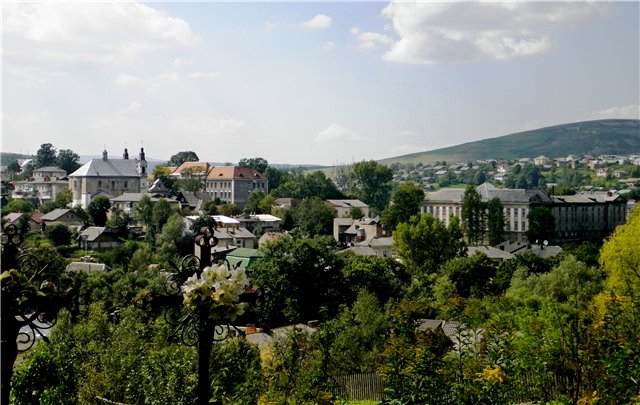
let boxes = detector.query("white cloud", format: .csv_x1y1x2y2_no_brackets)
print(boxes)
173,58,194,66
376,1,607,64
188,71,221,79
2,2,197,70
320,41,336,51
119,102,142,114
592,104,640,119
315,124,362,143
355,31,393,50
302,14,332,29
114,74,144,88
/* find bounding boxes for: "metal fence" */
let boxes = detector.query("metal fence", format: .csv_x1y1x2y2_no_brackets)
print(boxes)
332,372,386,401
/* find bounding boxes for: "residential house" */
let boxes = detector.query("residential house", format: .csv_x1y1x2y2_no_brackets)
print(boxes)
41,208,85,230
236,214,282,235
496,241,563,259
467,246,514,263
273,198,298,210
66,262,111,272
596,167,610,177
258,231,291,248
333,217,385,244
325,199,370,218
109,192,181,226
69,148,148,208
77,227,123,250
205,166,268,209
12,166,69,206
2,212,42,233
533,155,550,166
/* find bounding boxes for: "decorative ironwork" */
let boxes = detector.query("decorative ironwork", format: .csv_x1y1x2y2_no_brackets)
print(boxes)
132,225,254,405
1,223,73,405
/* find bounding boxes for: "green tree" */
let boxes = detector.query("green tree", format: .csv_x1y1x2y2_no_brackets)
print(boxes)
461,185,486,245
55,149,81,174
134,195,154,231
526,206,555,244
438,253,496,299
382,182,425,230
486,197,505,246
292,197,336,237
151,165,178,196
7,161,21,175
219,203,241,217
34,143,57,169
393,213,467,277
264,166,284,191
244,191,265,214
200,200,219,215
167,151,199,167
258,194,276,215
44,223,72,246
250,235,342,326
156,212,186,266
348,160,394,212
87,196,111,226
238,157,268,174
151,199,172,234
3,199,35,214
274,171,343,200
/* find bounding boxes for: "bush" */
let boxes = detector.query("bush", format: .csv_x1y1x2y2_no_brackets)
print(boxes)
44,223,72,246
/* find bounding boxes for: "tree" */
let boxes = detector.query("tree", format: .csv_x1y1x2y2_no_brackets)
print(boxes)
382,182,425,230
393,213,467,277
219,204,241,217
7,161,21,174
599,206,640,298
201,200,219,215
34,143,57,169
461,185,486,245
263,166,284,191
3,199,35,214
250,235,343,326
176,167,206,193
56,149,81,174
274,171,344,200
156,212,186,266
486,197,505,246
258,194,276,215
244,191,265,214
152,199,172,234
348,161,393,212
44,223,72,246
167,151,199,167
151,165,179,196
189,215,217,232
526,206,555,244
238,157,268,174
87,196,111,226
292,197,336,237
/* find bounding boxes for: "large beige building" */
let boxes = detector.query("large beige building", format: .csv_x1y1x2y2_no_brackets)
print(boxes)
204,166,267,209
423,183,552,242
69,148,148,208
422,183,627,244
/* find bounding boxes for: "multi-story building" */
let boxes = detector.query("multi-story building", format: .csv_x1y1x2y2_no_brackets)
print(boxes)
422,183,553,242
11,166,69,206
69,148,148,208
204,166,267,209
550,192,627,242
422,183,627,244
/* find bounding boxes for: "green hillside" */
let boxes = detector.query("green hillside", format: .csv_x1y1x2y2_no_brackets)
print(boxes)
379,119,640,165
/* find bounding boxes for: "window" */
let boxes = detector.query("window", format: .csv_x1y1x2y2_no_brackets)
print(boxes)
98,180,102,188
124,181,128,188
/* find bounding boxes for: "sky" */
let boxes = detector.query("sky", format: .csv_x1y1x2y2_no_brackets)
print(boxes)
2,1,639,166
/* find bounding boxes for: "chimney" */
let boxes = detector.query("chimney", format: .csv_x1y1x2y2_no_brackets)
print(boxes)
139,147,146,161
102,149,108,160
245,324,257,335
123,148,129,160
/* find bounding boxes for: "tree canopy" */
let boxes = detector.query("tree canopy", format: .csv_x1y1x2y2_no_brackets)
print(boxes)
382,182,425,230
167,151,199,167
348,160,393,212
239,157,268,174
34,143,57,169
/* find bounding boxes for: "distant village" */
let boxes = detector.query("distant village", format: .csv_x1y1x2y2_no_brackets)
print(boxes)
2,146,639,263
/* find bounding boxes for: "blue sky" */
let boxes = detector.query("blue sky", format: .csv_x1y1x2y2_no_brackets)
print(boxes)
2,1,639,165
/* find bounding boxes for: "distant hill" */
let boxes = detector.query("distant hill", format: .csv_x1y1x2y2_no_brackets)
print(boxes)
379,119,640,165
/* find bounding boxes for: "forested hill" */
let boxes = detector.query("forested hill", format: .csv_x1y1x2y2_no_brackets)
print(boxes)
379,119,640,165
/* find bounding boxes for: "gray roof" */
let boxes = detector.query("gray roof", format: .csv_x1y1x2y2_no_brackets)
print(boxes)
66,262,111,272
78,227,106,242
69,158,140,178
467,246,514,260
425,183,551,205
326,199,368,209
336,246,378,256
553,192,626,204
41,208,72,221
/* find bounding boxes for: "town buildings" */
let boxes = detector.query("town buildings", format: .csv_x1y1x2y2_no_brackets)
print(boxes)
69,148,148,209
